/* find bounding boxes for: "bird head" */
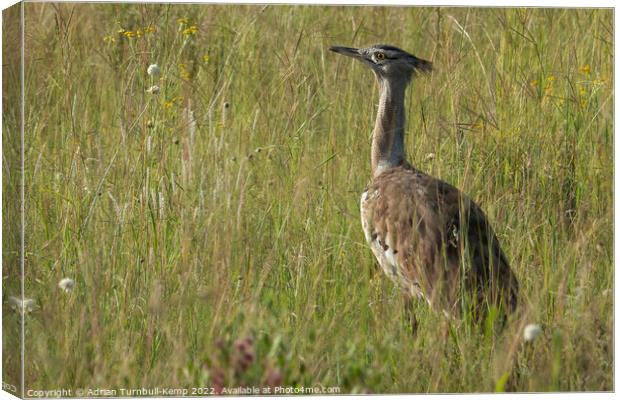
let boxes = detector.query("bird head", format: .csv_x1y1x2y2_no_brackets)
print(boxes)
329,44,431,83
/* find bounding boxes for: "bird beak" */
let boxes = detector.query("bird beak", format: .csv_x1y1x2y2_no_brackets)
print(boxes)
329,46,364,60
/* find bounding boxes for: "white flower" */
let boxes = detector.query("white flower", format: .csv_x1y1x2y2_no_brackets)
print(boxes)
523,323,542,342
146,85,160,95
8,296,37,313
147,64,161,77
58,278,75,293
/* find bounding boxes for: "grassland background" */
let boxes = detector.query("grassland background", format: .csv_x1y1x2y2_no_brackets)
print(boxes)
2,3,613,394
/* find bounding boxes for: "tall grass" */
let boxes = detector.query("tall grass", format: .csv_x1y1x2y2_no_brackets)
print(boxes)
2,4,613,393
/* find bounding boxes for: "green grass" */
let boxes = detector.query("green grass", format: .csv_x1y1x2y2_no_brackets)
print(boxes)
2,4,613,393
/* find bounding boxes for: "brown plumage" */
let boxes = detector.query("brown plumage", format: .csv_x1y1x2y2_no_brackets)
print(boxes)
361,165,519,318
330,44,519,324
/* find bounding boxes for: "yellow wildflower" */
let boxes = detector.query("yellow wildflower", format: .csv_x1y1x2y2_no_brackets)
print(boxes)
182,25,198,36
103,35,116,43
203,54,210,63
163,101,174,110
178,64,191,81
136,29,144,37
579,64,590,75
145,26,156,34
123,31,136,38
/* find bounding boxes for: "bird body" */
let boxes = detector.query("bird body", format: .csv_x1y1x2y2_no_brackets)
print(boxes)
361,164,518,317
330,44,519,322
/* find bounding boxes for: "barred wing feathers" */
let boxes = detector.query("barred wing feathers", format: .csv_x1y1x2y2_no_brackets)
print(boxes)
360,165,518,317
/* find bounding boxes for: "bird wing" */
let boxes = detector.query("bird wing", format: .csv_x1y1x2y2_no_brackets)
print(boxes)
361,165,518,316
461,199,519,312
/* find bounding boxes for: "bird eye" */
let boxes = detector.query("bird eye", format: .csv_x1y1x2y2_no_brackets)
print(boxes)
375,52,385,60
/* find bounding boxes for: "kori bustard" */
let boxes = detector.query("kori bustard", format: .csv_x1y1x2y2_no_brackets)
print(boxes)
329,44,519,329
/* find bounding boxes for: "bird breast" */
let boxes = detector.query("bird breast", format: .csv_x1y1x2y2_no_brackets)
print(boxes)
360,185,425,300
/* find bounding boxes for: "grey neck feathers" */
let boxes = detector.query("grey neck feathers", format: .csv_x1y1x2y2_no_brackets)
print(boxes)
371,77,409,177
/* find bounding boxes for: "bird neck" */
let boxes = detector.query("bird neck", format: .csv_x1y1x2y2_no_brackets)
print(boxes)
371,77,408,177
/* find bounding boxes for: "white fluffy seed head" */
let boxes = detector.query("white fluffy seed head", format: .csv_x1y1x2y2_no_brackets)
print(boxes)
146,85,160,94
8,296,37,313
147,64,161,77
58,278,75,293
523,323,542,342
